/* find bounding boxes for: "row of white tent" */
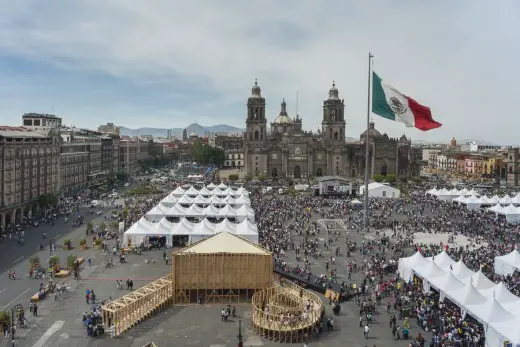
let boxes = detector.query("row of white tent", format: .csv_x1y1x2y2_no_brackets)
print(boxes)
146,203,255,222
398,250,520,346
160,194,251,208
123,217,259,246
171,185,249,198
426,188,480,198
454,194,520,207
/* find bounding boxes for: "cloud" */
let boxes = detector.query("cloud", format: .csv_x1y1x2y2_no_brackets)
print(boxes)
0,0,518,143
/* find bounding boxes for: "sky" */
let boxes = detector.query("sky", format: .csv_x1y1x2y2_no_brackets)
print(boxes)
0,1,518,143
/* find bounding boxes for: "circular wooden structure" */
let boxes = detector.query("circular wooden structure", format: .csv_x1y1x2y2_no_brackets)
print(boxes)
251,280,323,343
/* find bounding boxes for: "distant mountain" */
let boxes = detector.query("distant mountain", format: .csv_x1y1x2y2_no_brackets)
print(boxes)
119,123,245,137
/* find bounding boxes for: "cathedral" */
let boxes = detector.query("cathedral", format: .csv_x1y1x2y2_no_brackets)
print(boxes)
244,80,422,180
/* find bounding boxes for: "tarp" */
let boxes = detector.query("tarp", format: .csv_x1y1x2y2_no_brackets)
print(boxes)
471,270,496,290
398,251,429,281
466,296,514,326
426,251,456,272
446,281,487,307
452,260,475,281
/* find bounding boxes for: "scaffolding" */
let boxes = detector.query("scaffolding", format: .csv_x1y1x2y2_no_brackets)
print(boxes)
101,274,173,336
251,279,323,343
171,248,272,304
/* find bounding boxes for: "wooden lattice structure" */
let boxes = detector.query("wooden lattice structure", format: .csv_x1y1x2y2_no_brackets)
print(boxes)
251,280,323,343
171,232,272,304
101,274,173,336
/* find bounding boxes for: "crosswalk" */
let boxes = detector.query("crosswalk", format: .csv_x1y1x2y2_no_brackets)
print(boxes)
32,320,65,347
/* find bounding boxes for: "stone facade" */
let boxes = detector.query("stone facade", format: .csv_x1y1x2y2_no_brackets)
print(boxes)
0,126,60,228
244,81,421,179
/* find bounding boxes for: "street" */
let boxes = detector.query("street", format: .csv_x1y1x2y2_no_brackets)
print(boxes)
0,203,118,313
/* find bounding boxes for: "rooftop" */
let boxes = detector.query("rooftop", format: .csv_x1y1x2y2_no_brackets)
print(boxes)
317,175,349,183
178,231,269,255
22,113,60,119
0,126,48,138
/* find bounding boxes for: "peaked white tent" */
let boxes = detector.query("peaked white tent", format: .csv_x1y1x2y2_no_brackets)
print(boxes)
512,193,520,205
123,217,174,246
467,189,480,197
206,182,217,190
146,204,171,222
430,271,464,299
459,188,471,196
210,195,226,205
446,281,487,307
464,195,482,210
167,203,188,218
453,195,467,204
487,203,504,214
480,282,520,315
184,204,205,218
398,251,429,281
215,187,232,197
452,260,475,281
426,251,456,272
494,250,520,275
217,182,228,190
499,195,512,205
426,188,438,196
489,195,500,205
487,317,520,347
198,186,213,197
466,296,514,326
185,186,200,197
414,260,446,281
471,270,496,290
447,188,461,197
160,194,179,207
434,188,451,201
498,204,520,223
171,186,187,197
178,195,195,205
193,194,211,205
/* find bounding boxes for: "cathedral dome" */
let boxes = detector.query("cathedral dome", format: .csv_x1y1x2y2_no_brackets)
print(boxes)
250,79,262,98
328,81,340,100
360,122,381,140
189,132,198,138
273,98,293,124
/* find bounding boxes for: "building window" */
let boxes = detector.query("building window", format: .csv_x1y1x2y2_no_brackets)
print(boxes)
254,131,259,140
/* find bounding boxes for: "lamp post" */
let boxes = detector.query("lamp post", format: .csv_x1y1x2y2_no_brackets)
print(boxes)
237,319,243,347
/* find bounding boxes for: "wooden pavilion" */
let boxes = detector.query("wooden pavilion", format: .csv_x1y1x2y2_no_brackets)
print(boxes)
171,231,273,304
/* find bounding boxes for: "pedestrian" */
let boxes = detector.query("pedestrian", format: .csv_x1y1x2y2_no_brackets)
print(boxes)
33,304,38,316
165,256,168,265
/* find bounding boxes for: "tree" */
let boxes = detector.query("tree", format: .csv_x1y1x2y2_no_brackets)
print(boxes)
385,173,397,183
373,174,384,183
228,174,239,182
38,193,58,207
190,140,225,166
258,174,268,182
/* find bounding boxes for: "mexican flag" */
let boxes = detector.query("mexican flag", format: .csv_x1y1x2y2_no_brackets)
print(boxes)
372,72,442,131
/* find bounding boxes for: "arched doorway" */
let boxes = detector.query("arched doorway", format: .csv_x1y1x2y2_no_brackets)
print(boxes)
316,168,323,177
293,166,301,179
271,168,278,177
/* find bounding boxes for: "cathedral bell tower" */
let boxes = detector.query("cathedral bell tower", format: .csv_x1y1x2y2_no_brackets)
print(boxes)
321,81,346,144
244,79,268,177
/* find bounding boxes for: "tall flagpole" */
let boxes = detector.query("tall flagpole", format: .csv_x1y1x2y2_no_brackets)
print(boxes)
364,53,374,232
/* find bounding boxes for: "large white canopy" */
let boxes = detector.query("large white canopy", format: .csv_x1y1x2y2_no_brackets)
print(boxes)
487,203,504,214
146,202,255,222
466,296,514,326
512,193,520,205
426,250,456,272
398,251,429,281
124,217,259,246
499,195,512,205
160,194,179,207
206,182,217,190
495,250,520,275
446,281,487,307
171,186,187,197
452,260,475,281
217,182,228,190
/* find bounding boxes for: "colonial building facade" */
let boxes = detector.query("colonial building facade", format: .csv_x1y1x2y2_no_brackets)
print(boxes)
244,81,421,179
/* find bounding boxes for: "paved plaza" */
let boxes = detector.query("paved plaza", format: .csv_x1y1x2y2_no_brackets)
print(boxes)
0,203,426,347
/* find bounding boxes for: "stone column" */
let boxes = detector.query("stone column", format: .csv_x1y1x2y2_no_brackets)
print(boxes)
1,212,5,231
11,209,16,225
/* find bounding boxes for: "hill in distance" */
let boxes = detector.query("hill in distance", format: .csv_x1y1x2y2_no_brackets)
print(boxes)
119,123,245,137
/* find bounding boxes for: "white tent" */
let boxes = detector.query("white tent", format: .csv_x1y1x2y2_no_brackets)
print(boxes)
359,182,400,198
171,186,187,197
227,195,251,207
185,204,205,218
123,217,174,247
446,281,487,307
498,204,520,223
167,203,188,218
447,188,461,196
235,204,255,222
210,195,227,206
487,203,503,214
351,199,362,205
452,260,475,281
203,204,222,218
512,193,520,205
464,195,482,210
206,182,217,190
193,194,211,205
216,204,237,219
466,296,514,326
467,189,480,197
471,270,496,290
427,251,456,272
185,186,200,197
459,188,471,196
146,204,171,222
231,187,249,197
480,282,520,315
487,317,520,347
489,195,500,205
430,271,464,299
217,182,228,190
198,186,213,197
499,195,512,205
215,187,232,197
178,195,195,205
477,195,492,205
398,251,429,281
494,250,520,275
160,194,178,207
434,188,450,201
234,219,259,243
